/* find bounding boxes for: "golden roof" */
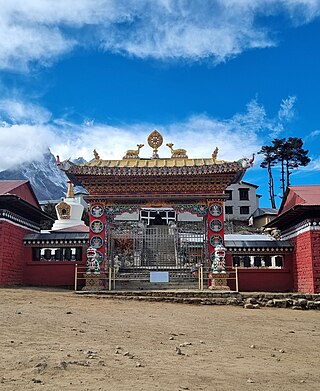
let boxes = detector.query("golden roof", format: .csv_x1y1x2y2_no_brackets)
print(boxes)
82,157,229,168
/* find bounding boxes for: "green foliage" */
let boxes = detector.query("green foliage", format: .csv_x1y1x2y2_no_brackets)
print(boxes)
258,137,310,206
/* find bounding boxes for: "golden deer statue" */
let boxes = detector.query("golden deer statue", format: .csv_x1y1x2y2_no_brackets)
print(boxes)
124,144,144,159
166,143,188,158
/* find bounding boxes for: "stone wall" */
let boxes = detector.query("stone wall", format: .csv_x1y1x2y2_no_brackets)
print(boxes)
76,290,320,310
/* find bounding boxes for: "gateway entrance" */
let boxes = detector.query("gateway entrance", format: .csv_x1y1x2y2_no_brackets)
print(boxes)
59,129,252,289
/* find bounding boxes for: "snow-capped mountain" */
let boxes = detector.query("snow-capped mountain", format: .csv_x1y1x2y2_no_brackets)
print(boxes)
0,151,86,201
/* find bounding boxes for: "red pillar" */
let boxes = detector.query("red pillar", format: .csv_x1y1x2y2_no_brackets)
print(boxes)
89,202,106,267
207,199,225,284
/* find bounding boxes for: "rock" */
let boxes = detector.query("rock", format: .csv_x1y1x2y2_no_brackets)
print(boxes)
123,352,130,356
58,361,68,370
266,300,274,307
169,336,175,340
68,360,90,366
247,378,255,383
253,304,260,309
273,299,287,308
292,306,303,310
307,301,316,309
297,298,308,307
271,353,276,357
179,342,192,347
136,362,142,367
250,345,256,349
86,351,97,357
32,378,42,384
34,362,47,374
245,298,257,304
244,303,254,309
279,349,285,353
199,340,205,344
227,298,239,305
175,347,182,355
115,346,121,349
66,311,72,314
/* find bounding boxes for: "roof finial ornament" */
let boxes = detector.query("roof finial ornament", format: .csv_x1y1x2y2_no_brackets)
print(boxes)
166,143,188,159
123,144,144,159
66,180,75,198
93,149,100,160
212,147,218,163
148,130,163,159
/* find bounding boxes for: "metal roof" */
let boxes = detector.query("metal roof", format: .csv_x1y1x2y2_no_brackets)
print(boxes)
225,239,292,248
24,232,89,241
0,180,29,195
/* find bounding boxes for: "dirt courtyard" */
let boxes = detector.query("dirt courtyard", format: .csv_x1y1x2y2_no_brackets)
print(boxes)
0,288,319,391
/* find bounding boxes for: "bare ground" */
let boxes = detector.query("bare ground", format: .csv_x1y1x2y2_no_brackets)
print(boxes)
0,287,319,391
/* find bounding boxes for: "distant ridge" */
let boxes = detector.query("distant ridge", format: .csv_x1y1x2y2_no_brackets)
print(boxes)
0,151,87,201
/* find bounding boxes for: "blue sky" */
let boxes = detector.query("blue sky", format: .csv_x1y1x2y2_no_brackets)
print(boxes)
0,0,319,207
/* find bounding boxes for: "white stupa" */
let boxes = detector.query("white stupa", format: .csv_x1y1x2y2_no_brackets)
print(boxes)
51,180,86,231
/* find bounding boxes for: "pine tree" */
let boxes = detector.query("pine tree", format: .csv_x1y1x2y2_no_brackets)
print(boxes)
258,145,277,208
259,137,310,204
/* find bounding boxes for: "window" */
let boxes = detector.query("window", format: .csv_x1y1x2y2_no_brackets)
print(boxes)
240,206,250,215
239,188,249,201
243,256,251,267
232,255,284,269
275,256,283,268
254,256,262,267
232,256,241,267
264,256,272,267
225,190,233,200
140,209,176,225
33,247,83,261
225,206,233,215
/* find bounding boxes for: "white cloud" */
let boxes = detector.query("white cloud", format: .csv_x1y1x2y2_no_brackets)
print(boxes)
0,124,55,169
0,96,296,170
278,96,297,122
307,129,320,139
0,99,51,124
0,0,320,70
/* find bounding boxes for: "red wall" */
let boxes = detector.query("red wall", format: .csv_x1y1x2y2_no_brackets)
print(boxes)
23,247,86,287
311,231,320,293
291,231,315,293
225,253,293,292
0,221,32,285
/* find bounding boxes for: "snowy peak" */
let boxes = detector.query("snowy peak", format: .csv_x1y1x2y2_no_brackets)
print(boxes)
0,150,68,201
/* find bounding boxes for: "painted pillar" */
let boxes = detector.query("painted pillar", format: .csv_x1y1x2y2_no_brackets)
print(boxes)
207,199,228,289
86,201,106,289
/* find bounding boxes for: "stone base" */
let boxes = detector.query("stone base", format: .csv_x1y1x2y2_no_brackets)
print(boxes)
209,273,230,291
83,275,102,291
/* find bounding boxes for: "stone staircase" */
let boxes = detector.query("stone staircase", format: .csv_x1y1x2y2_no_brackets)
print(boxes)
142,226,177,267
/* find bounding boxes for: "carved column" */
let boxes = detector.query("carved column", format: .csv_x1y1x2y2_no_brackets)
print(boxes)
85,201,106,289
207,199,229,290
